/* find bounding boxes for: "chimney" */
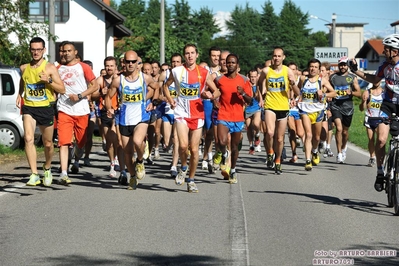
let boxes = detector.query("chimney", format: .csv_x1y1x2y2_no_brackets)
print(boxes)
103,0,110,6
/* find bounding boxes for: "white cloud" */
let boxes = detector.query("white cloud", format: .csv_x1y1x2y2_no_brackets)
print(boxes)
214,11,231,37
364,26,395,40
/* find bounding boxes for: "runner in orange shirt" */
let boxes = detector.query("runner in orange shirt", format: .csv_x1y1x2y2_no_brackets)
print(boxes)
215,53,252,184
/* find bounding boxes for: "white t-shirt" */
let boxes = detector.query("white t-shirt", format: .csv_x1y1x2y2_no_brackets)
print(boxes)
57,62,96,116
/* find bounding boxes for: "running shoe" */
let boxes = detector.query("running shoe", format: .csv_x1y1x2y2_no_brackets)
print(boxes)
275,163,282,175
289,154,298,163
220,150,230,171
305,160,312,171
135,162,146,180
83,157,91,166
336,153,343,164
327,148,334,157
318,142,326,154
266,154,275,169
312,152,320,165
201,160,208,170
70,161,79,174
213,152,222,165
296,137,301,147
109,164,117,178
42,164,53,187
118,170,128,185
175,168,187,186
367,157,376,167
249,146,255,155
221,165,231,180
170,167,178,178
127,176,137,190
59,175,71,186
229,172,238,184
154,149,160,160
374,172,385,192
146,156,154,165
255,144,262,152
207,160,215,174
26,173,40,186
342,150,347,162
143,141,149,159
187,181,198,193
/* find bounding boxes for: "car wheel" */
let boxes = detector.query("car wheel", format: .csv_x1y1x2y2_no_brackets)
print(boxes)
0,124,21,150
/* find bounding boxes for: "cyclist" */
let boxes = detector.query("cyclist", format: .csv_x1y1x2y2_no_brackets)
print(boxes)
349,34,399,192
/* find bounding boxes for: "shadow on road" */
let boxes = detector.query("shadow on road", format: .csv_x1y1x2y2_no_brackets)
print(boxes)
250,190,394,216
36,253,230,265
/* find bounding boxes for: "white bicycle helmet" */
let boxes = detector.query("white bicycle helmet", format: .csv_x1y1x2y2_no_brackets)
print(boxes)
382,34,399,49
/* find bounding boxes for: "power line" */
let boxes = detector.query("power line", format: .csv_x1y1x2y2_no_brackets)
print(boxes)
336,14,396,21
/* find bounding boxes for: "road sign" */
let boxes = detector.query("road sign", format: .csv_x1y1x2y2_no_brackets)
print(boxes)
359,58,368,69
314,47,348,63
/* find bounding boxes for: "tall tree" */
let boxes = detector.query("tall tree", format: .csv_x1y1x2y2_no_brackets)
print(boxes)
225,2,264,73
171,0,196,43
276,0,313,69
0,0,49,66
259,1,279,60
191,7,220,63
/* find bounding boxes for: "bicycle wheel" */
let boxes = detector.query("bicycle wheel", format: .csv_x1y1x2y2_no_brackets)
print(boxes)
384,153,394,207
393,150,399,215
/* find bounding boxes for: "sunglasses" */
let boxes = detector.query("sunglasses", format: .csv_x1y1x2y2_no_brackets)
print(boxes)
125,59,138,64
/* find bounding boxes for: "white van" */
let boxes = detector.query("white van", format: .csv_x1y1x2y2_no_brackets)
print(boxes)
0,65,24,149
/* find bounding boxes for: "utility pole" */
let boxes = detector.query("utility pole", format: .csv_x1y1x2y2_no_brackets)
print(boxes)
48,0,55,63
331,13,337,48
160,0,165,64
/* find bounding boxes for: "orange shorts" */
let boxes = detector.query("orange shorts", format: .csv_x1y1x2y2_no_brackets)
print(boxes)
57,111,89,148
175,117,204,130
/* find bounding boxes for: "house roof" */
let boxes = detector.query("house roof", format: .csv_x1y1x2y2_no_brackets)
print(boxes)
115,24,132,38
92,0,132,37
355,39,384,58
325,22,368,27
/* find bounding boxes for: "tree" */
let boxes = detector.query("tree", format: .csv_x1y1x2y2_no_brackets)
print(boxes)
225,2,264,73
259,1,279,59
274,0,313,69
0,0,49,66
191,7,220,63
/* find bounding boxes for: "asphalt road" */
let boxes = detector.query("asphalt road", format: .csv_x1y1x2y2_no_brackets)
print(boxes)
1,134,399,266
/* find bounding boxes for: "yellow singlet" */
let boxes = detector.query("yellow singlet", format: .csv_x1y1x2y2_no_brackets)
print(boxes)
22,60,54,107
264,65,289,110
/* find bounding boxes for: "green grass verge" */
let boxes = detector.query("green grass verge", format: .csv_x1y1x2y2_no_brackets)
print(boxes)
348,97,368,151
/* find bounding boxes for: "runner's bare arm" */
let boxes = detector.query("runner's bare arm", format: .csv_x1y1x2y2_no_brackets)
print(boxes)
163,72,176,106
288,68,300,96
351,77,362,98
203,74,220,99
322,77,336,98
105,77,119,113
44,63,65,94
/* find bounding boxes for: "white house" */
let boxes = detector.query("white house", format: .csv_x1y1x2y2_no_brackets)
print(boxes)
28,0,131,75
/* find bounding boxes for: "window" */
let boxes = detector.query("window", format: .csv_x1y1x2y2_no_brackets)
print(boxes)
28,0,69,23
1,74,15,96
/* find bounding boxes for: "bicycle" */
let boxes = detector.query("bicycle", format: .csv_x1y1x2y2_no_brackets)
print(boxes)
371,114,399,215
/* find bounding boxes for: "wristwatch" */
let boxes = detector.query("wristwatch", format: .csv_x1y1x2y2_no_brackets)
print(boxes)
78,94,83,100
48,77,53,84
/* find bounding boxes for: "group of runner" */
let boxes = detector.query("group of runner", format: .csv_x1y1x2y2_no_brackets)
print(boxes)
18,33,399,193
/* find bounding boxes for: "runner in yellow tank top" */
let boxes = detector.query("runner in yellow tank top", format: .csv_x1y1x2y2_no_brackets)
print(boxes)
17,37,65,187
257,47,300,175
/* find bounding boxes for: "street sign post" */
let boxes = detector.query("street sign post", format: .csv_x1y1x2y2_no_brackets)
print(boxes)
314,47,348,63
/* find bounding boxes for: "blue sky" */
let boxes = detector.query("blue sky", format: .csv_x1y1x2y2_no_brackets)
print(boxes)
116,0,398,39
